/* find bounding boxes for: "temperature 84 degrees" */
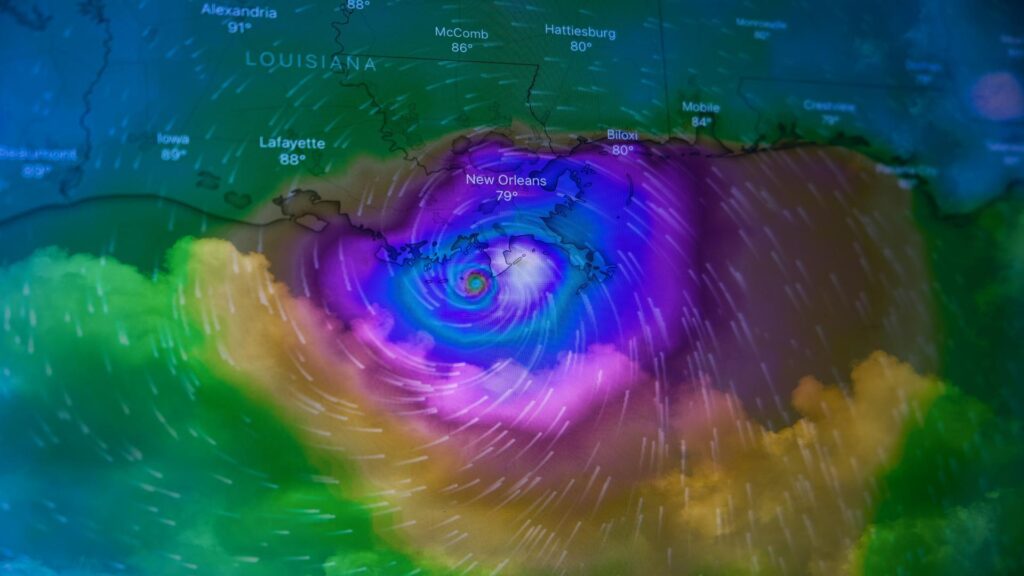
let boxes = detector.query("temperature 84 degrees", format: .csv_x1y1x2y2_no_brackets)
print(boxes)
691,116,713,128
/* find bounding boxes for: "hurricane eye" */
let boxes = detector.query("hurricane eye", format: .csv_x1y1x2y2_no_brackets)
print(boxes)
462,271,489,297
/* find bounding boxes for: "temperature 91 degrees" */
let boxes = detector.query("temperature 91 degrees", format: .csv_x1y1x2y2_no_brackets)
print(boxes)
226,21,252,34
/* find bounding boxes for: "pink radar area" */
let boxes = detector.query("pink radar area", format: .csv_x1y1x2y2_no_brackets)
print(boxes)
971,71,1024,121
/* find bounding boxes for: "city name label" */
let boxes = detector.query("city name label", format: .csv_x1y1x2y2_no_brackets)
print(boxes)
260,136,327,166
682,101,721,129
465,173,548,187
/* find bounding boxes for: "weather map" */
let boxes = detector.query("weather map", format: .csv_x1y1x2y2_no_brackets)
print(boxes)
1,1,1023,574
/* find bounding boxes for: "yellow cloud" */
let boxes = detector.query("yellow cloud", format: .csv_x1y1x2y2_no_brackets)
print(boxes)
176,238,945,575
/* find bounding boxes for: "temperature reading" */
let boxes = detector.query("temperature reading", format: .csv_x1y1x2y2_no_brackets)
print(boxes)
691,116,713,128
611,144,634,156
496,190,519,201
346,0,370,8
226,21,252,34
279,153,306,166
160,148,188,161
452,42,474,53
570,41,592,52
21,163,52,179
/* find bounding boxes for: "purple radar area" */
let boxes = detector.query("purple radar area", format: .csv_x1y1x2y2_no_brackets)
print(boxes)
303,135,701,433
